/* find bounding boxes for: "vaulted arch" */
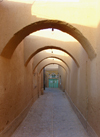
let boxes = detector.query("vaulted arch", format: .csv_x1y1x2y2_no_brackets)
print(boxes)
37,58,68,74
24,35,80,67
33,50,72,72
1,20,96,61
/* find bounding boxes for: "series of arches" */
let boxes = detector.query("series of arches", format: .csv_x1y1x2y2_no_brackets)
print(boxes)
0,19,96,72
37,59,68,74
32,50,71,73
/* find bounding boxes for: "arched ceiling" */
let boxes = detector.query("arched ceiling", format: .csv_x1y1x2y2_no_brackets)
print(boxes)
1,20,96,61
37,58,68,74
32,50,73,72
24,35,80,67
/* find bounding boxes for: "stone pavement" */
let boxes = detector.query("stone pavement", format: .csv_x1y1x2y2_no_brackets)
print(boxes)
11,88,89,137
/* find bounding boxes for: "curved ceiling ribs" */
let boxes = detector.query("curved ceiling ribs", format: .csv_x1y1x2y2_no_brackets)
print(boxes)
39,63,66,74
33,51,71,72
33,56,69,73
1,20,96,61
37,59,68,74
25,44,80,67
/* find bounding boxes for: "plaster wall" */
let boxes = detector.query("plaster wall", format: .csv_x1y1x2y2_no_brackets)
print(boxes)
41,70,44,95
33,70,39,101
39,73,43,96
63,43,100,136
72,46,89,119
1,0,100,136
73,2,100,136
0,41,39,136
86,3,100,135
58,66,67,91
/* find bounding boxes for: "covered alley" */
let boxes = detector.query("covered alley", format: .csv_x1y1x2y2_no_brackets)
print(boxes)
0,0,100,137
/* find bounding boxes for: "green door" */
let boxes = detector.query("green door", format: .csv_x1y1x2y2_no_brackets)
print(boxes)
49,79,58,88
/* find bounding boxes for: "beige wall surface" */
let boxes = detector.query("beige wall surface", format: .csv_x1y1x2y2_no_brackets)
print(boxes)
1,0,100,137
58,66,67,91
0,41,39,136
63,41,100,137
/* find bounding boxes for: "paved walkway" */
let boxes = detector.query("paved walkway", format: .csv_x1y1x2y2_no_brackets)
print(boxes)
11,88,89,137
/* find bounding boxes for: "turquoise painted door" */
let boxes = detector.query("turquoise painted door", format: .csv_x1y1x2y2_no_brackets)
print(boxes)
49,79,58,88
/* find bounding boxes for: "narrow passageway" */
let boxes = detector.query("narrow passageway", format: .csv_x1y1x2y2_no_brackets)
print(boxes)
11,88,89,137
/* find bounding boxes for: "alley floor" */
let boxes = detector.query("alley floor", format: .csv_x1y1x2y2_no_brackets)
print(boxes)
11,88,89,137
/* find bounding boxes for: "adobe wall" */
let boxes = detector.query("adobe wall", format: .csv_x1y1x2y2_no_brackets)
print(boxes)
0,41,39,137
86,2,100,135
1,0,100,137
65,2,100,136
58,66,67,91
64,43,99,136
